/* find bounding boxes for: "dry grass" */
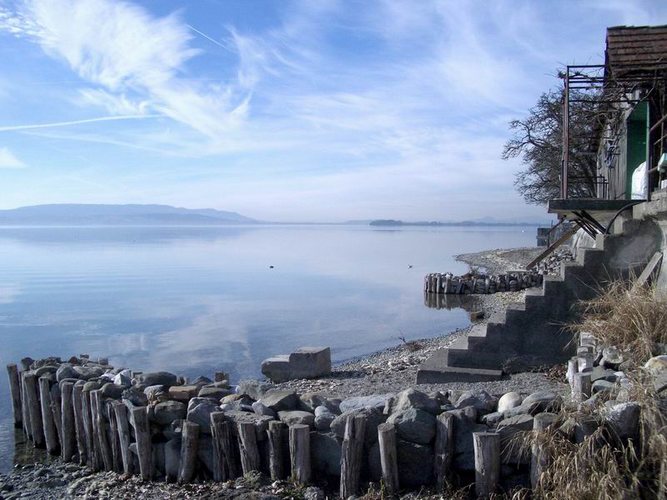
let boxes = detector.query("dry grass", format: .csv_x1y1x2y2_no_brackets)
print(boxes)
575,280,667,365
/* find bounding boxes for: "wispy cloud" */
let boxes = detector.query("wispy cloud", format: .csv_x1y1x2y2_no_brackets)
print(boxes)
0,146,25,168
0,114,160,132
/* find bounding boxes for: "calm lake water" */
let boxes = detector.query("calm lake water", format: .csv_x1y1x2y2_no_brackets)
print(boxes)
0,224,536,471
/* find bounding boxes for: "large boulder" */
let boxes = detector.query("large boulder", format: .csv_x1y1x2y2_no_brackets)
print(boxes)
386,408,436,445
278,410,315,427
237,380,273,400
497,392,522,413
152,401,187,426
310,432,341,476
56,365,78,382
252,401,277,418
260,390,299,412
497,414,534,464
396,440,434,487
224,411,274,440
72,365,105,380
261,347,331,383
391,389,440,415
455,390,498,414
169,385,199,402
331,408,386,447
339,395,390,413
447,407,486,470
198,386,233,400
314,406,336,431
138,371,178,388
186,398,220,434
603,402,640,440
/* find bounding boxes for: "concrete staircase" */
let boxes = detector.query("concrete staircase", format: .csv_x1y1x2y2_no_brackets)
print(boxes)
417,198,665,383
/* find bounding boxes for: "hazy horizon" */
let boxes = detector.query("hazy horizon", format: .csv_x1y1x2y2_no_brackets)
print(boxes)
1,1,665,222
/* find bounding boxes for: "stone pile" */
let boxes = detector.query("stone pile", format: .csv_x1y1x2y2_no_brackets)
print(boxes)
261,347,331,383
424,270,544,295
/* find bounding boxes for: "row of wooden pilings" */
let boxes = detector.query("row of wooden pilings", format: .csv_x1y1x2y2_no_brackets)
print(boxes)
424,271,544,295
5,363,564,497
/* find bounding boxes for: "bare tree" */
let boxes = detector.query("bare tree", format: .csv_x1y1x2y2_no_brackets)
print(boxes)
503,85,602,204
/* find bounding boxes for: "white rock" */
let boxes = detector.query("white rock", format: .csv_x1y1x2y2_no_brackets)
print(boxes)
497,392,522,413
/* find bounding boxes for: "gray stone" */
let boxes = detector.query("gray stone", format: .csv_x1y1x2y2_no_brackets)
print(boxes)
138,371,178,388
455,390,498,414
164,437,181,480
122,387,148,406
303,486,325,500
252,401,277,418
56,365,78,382
260,389,299,411
603,401,640,440
497,392,522,413
113,371,132,387
447,408,486,470
645,355,667,376
590,366,618,383
330,407,386,446
144,385,168,403
261,347,331,382
497,414,534,464
237,380,273,400
152,401,187,425
72,365,105,380
34,366,58,377
82,381,103,393
192,375,212,386
314,406,336,430
310,431,341,476
169,385,199,402
196,435,215,474
387,408,436,445
278,410,315,427
601,347,624,370
186,399,220,434
339,394,391,413
521,391,562,412
391,388,440,415
592,380,617,394
480,411,504,426
198,386,233,400
100,382,124,399
396,439,434,487
299,393,327,412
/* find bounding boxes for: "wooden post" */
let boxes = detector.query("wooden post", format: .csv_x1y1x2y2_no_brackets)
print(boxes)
572,372,592,403
112,401,132,476
434,412,454,490
107,400,122,473
81,389,98,469
267,420,287,480
6,364,22,427
566,358,578,386
473,432,500,498
91,390,113,470
577,354,593,372
24,372,44,447
131,406,152,480
377,423,399,496
531,413,558,489
340,414,366,498
210,412,228,481
289,424,311,485
50,383,63,450
72,383,87,465
237,421,261,474
38,377,59,455
60,381,76,461
20,371,31,437
178,421,200,484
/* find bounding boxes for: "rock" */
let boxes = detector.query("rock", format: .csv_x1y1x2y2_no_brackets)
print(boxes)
144,385,168,403
186,399,220,434
447,408,486,470
198,386,233,400
221,394,248,404
497,414,534,464
522,391,562,412
391,388,440,415
72,365,105,380
601,347,624,370
237,380,273,400
339,394,390,412
396,439,434,487
113,370,132,387
259,389,299,411
252,401,277,418
261,347,331,383
224,411,274,440
497,392,522,413
152,401,187,425
590,366,618,383
480,411,505,427
122,387,148,407
304,486,325,500
278,410,315,427
56,365,78,382
100,382,124,399
603,401,640,440
82,381,103,393
310,431,341,476
386,408,436,445
314,406,336,431
592,380,617,394
196,435,215,474
455,390,498,414
191,375,212,386
164,437,181,480
645,355,667,376
169,385,199,402
138,371,178,388
299,393,326,412
34,366,58,377
331,407,386,446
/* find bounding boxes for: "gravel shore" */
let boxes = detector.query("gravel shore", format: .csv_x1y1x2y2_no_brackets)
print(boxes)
0,246,567,499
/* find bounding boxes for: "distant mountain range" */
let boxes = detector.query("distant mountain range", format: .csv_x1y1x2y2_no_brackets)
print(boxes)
369,217,552,227
0,204,257,226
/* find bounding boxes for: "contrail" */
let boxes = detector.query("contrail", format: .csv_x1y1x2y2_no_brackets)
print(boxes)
0,114,161,132
187,24,229,50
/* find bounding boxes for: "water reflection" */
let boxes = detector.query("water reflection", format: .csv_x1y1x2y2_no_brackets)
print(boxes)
423,291,483,311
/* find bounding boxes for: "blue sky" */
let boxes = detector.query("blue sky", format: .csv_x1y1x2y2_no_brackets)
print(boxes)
0,0,665,222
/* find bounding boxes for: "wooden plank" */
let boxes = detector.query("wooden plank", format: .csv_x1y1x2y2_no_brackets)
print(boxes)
473,432,500,498
340,415,366,498
525,225,579,270
267,420,287,480
289,424,311,485
377,423,399,496
237,422,261,474
632,251,663,290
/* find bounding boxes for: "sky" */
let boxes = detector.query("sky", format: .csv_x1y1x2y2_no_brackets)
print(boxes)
0,0,665,222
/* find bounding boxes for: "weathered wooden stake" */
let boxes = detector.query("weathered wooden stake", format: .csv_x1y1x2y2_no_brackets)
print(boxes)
178,421,200,483
6,364,22,427
60,381,76,461
38,377,59,454
72,383,87,465
572,372,592,403
434,412,454,490
91,389,113,470
112,401,132,476
20,371,31,437
340,414,366,498
50,383,63,450
377,423,399,496
531,413,558,489
289,424,311,485
107,400,122,473
473,432,500,498
81,389,98,469
24,372,44,447
577,354,593,373
237,422,261,474
131,406,152,480
566,358,578,386
210,412,228,481
267,420,287,480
